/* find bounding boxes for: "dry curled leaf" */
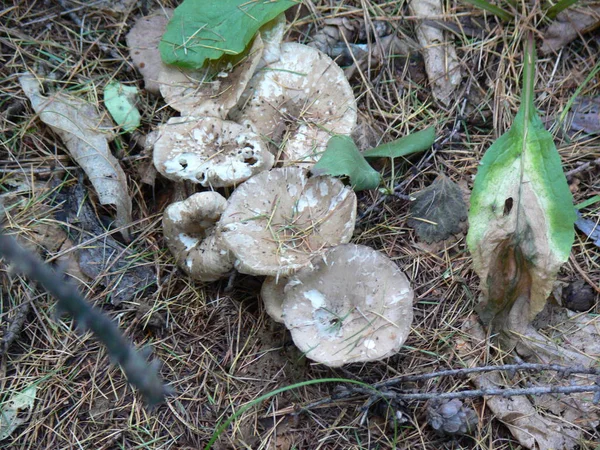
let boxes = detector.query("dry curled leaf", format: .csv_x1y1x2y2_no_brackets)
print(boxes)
541,6,600,54
408,175,467,243
409,0,462,105
19,73,132,240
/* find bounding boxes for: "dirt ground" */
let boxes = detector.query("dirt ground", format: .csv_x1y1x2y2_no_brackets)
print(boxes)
1,1,599,449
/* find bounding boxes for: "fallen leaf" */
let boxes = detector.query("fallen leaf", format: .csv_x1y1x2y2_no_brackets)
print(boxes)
58,183,155,306
408,175,467,243
467,40,576,332
363,127,435,159
0,385,37,441
567,96,600,134
311,135,381,191
126,9,173,95
104,82,141,132
541,6,600,54
159,0,297,69
409,0,462,105
19,73,132,240
461,317,581,450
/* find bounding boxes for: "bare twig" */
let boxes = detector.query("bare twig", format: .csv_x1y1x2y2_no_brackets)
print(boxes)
0,226,169,406
296,362,600,413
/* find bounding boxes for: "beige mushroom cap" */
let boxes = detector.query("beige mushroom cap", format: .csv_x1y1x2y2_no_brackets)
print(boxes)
158,35,264,118
219,168,356,277
163,192,233,282
260,277,287,323
282,244,414,367
231,42,357,167
126,9,173,95
153,116,274,188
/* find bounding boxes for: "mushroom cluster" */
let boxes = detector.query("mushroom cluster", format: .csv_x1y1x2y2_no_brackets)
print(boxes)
127,11,414,366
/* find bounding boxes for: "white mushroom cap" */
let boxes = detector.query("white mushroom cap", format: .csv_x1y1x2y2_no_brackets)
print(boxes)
231,42,357,167
260,277,287,323
153,116,274,188
126,9,173,95
163,192,233,282
282,244,414,367
158,35,264,118
219,167,356,277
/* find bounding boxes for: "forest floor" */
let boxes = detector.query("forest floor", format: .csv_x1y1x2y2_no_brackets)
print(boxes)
1,1,599,449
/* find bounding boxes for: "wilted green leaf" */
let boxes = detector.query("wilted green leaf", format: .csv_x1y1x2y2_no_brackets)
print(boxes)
159,0,298,69
363,127,435,159
408,175,467,243
0,385,37,441
467,38,576,331
311,136,381,191
104,82,141,132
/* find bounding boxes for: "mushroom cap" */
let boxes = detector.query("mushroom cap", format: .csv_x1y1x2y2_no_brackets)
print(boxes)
282,244,414,367
126,9,173,95
260,277,287,323
158,35,264,118
153,116,274,188
231,42,357,167
163,192,233,282
219,167,356,277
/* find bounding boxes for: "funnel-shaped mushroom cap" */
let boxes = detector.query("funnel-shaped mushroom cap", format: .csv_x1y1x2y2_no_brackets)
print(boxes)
158,35,264,118
260,277,287,323
282,244,414,367
153,116,274,188
219,168,356,277
163,192,233,282
126,9,173,95
231,43,357,167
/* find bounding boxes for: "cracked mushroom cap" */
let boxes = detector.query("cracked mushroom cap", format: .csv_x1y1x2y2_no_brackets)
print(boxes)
163,192,233,282
230,42,357,167
126,9,173,95
158,35,264,118
219,167,356,277
153,116,274,188
282,244,414,367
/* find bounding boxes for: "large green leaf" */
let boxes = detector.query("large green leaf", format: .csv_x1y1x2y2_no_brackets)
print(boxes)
363,127,435,159
159,0,297,69
467,38,576,330
312,135,381,191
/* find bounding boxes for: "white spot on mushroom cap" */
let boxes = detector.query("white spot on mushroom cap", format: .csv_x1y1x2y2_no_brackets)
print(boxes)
178,233,199,251
303,289,326,309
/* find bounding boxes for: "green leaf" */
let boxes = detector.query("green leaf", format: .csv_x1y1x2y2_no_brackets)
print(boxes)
363,127,435,159
159,0,298,69
103,82,141,132
311,136,381,191
0,385,37,440
408,175,467,243
467,37,576,331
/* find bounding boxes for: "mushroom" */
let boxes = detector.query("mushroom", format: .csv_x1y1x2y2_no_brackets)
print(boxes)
162,192,233,282
218,167,356,277
282,244,414,367
257,13,287,69
126,9,173,95
260,277,287,323
231,42,357,167
153,116,274,188
158,35,264,118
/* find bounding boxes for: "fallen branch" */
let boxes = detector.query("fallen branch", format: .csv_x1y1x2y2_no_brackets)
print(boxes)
0,226,169,406
297,362,600,413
